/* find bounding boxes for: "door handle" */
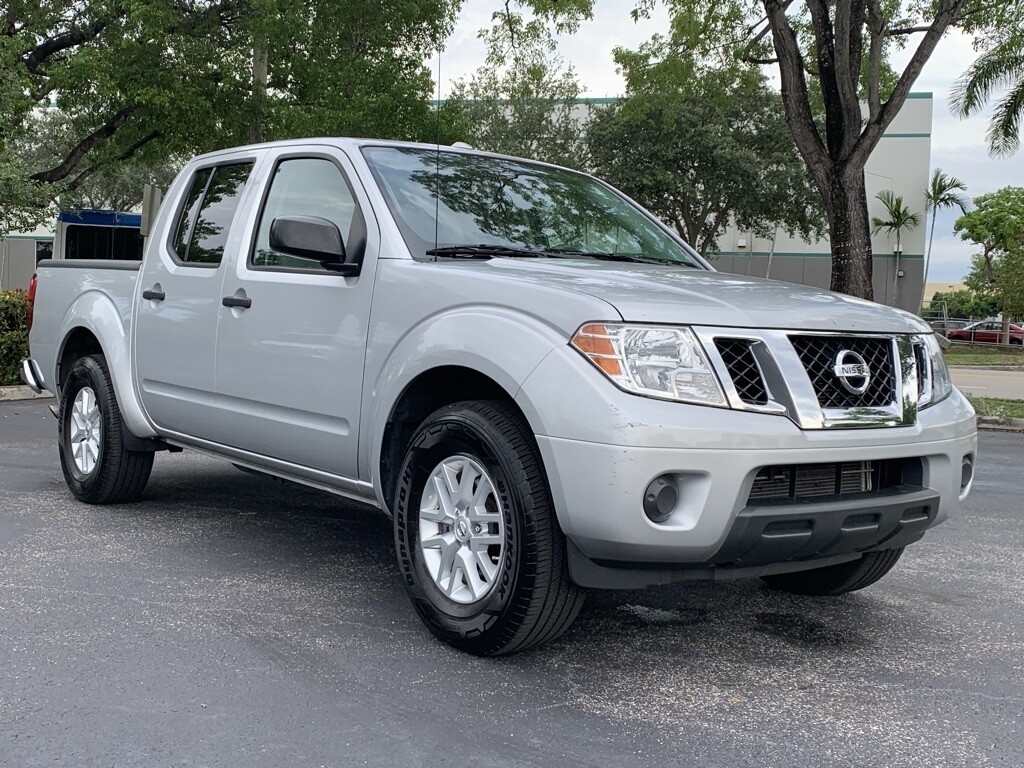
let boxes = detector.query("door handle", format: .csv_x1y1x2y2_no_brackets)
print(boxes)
222,295,253,309
142,289,165,301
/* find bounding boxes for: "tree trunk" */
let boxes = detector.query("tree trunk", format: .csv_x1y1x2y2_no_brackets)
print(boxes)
249,36,269,145
825,166,874,300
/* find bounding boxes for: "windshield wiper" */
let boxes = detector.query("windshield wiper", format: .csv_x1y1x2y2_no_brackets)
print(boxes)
543,248,673,266
426,244,679,266
425,244,545,260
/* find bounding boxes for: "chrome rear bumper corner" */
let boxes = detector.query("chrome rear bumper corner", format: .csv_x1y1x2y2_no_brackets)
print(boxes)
21,358,43,394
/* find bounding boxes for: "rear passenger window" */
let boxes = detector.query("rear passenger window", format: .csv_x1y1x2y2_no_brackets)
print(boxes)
251,158,361,271
171,163,253,265
172,169,211,260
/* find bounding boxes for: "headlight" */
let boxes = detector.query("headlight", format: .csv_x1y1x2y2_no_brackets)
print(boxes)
570,323,727,406
918,334,952,407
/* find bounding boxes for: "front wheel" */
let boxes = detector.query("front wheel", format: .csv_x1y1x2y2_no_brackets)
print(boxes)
761,548,904,596
59,354,154,504
393,400,583,656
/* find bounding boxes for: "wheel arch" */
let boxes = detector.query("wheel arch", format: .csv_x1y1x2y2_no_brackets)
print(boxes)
363,307,569,513
55,292,156,438
376,365,533,513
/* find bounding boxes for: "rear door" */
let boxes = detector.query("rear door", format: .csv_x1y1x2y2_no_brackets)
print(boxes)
211,148,378,479
134,157,257,438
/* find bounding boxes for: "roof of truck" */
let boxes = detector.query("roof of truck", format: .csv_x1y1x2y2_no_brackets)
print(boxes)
188,137,573,173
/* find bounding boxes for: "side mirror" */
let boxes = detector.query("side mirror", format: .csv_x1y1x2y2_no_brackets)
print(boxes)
269,215,359,275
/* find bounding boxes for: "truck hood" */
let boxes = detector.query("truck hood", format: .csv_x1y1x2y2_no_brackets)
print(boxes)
466,259,929,334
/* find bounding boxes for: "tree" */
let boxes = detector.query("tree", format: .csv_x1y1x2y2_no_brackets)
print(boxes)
636,0,990,301
924,168,969,286
448,13,587,167
15,110,180,211
587,27,823,258
927,289,1000,320
5,1,555,233
952,7,1024,156
956,186,1024,339
871,189,920,305
2,1,599,234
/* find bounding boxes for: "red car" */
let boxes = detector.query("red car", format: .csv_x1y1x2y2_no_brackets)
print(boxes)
947,320,1024,345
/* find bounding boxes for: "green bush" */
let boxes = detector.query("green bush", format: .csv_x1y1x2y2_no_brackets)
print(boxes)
0,290,30,386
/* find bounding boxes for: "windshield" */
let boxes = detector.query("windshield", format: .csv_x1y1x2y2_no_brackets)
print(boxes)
361,146,703,268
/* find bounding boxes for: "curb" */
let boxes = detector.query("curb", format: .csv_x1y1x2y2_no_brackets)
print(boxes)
0,385,54,403
977,415,1024,433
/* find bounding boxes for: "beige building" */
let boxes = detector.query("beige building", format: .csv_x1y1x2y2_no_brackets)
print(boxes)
710,93,933,312
0,222,53,292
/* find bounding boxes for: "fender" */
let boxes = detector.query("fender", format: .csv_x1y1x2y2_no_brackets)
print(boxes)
56,291,157,439
362,306,571,509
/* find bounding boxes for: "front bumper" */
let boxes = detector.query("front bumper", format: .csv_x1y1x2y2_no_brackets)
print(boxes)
518,346,978,587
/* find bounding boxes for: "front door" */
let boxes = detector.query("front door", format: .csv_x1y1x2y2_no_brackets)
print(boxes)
212,149,377,479
133,157,256,439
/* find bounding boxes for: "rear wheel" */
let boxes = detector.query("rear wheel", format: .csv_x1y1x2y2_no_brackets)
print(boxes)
393,400,584,656
761,548,904,596
59,354,153,504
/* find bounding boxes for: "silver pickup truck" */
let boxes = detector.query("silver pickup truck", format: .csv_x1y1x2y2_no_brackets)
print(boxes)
24,138,977,655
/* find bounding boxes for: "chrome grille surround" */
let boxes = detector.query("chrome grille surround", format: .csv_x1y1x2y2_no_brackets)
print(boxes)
695,327,920,430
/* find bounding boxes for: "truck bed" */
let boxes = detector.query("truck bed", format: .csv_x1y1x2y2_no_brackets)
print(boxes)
29,259,141,395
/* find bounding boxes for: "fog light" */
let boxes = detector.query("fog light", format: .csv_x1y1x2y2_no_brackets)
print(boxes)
643,475,678,524
960,455,974,496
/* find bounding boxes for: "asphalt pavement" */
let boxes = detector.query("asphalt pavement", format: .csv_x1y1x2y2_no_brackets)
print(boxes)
1,399,1021,767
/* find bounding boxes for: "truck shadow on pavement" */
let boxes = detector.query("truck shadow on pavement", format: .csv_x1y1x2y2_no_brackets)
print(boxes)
11,447,998,766
136,451,886,660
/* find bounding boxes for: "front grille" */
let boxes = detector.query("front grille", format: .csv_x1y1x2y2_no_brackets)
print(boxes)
715,338,769,405
789,335,896,409
747,459,915,504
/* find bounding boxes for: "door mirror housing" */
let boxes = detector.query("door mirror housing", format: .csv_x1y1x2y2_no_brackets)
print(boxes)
269,215,360,275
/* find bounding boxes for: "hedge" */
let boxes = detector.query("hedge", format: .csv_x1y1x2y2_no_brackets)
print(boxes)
0,290,30,386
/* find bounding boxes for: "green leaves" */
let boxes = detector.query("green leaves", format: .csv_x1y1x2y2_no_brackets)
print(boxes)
871,189,921,240
956,186,1024,317
587,64,824,257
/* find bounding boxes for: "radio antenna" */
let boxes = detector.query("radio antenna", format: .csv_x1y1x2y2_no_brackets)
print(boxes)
433,47,442,255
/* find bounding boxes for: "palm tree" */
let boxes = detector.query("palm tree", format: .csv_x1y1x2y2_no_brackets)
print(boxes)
924,169,970,287
952,31,1024,156
871,190,921,306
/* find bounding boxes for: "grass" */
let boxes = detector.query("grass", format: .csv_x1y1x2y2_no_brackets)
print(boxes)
943,345,1024,367
967,395,1024,421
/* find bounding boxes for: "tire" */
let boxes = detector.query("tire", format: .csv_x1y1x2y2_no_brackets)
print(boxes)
59,354,154,504
393,400,584,656
761,548,904,596
1011,338,1022,346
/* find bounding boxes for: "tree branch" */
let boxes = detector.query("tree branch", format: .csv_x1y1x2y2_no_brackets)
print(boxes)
24,18,109,74
30,106,139,184
850,0,970,169
865,0,885,121
763,0,829,195
884,25,933,36
65,129,161,192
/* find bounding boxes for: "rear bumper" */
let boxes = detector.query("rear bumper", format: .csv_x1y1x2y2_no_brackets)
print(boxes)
20,358,44,394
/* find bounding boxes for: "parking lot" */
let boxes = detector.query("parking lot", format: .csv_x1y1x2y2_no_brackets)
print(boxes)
1,398,1021,767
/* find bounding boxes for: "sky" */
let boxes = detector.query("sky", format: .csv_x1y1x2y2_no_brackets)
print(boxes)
433,2,1024,284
